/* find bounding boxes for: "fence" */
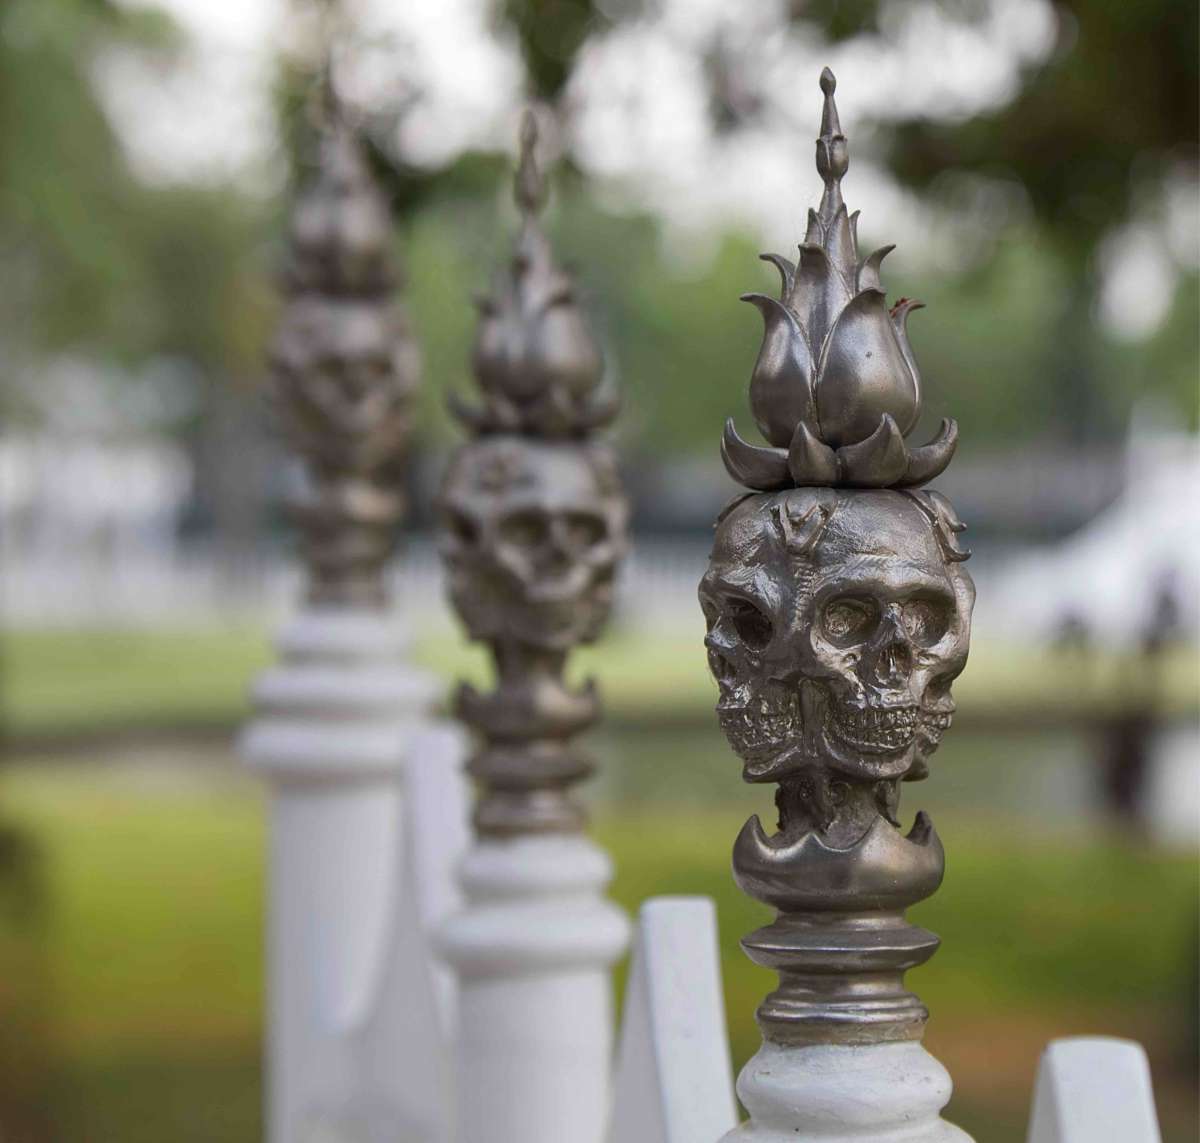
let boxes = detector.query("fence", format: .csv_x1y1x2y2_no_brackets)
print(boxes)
101,64,1180,1143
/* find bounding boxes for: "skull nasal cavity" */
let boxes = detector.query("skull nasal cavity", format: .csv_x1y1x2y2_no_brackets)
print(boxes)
870,623,913,682
707,645,737,686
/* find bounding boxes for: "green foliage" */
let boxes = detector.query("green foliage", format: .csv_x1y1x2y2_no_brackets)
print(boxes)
3,0,1195,448
404,179,1195,454
1,763,1195,1139
484,0,1200,440
0,0,273,423
1,627,270,740
880,0,1198,258
0,0,146,356
500,0,606,101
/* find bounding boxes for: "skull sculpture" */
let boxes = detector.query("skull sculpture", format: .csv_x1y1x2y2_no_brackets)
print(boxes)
268,110,418,608
700,487,973,793
440,436,627,652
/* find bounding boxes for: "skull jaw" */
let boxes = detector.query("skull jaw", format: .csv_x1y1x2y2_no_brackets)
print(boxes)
716,678,805,784
717,679,925,786
810,675,941,783
449,575,613,652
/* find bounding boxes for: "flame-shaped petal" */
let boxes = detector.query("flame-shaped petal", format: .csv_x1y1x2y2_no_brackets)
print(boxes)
718,70,959,494
836,414,907,486
742,293,818,448
804,207,824,247
788,243,853,359
815,288,920,447
721,419,792,490
824,204,858,294
529,300,603,398
787,420,839,485
760,252,796,299
899,418,958,487
856,245,895,293
889,297,925,421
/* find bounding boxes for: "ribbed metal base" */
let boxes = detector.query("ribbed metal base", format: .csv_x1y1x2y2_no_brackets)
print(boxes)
743,910,940,1045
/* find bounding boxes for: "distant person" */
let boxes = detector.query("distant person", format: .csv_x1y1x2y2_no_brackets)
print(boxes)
1097,570,1182,832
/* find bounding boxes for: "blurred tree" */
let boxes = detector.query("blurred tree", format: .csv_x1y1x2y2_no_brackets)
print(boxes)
489,0,1199,439
500,0,606,102
873,0,1198,438
0,0,279,594
0,0,170,373
0,0,273,415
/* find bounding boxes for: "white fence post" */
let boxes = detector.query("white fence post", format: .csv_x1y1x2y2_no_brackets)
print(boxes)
433,111,631,1143
243,86,472,1142
406,721,473,1028
694,69,976,1143
438,834,629,1143
609,897,738,1143
242,611,466,1143
1026,1038,1162,1143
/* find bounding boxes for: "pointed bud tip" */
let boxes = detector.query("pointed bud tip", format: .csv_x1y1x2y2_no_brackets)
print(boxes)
820,68,836,95
514,109,545,216
520,108,538,150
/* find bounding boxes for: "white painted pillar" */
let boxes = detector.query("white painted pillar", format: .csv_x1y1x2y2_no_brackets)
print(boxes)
242,608,468,1143
723,1040,972,1143
437,833,629,1143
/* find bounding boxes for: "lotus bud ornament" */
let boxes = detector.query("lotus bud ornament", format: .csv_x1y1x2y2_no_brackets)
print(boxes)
722,69,957,491
452,112,616,439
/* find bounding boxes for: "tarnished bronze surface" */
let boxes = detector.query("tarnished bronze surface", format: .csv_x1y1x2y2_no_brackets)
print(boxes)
721,69,957,493
439,113,627,837
269,84,418,608
700,69,975,1046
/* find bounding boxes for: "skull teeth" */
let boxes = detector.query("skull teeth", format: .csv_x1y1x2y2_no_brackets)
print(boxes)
827,704,918,753
717,693,801,764
919,710,953,741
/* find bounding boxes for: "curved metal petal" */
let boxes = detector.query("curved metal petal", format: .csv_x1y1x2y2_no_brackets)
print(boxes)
836,414,908,487
815,288,919,448
759,252,796,299
804,207,824,247
856,244,895,293
721,418,792,491
741,293,817,448
789,242,852,359
530,302,604,400
825,204,857,291
787,420,839,485
889,297,925,433
899,418,958,487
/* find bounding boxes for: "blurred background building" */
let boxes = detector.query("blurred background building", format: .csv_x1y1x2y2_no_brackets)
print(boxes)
0,1,1196,1140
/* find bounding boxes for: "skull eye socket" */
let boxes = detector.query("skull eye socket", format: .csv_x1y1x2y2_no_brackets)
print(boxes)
901,598,952,646
447,510,480,545
724,596,773,652
822,597,879,646
499,510,548,547
565,512,607,549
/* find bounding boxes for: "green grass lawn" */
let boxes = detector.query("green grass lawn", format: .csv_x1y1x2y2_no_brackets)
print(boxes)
4,622,1197,741
1,622,1196,1137
0,762,1194,1141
